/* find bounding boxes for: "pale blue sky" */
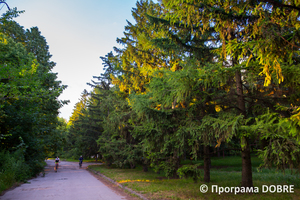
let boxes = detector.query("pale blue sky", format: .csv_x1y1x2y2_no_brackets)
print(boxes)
1,0,148,120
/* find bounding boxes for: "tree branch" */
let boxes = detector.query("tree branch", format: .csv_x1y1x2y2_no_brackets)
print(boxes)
260,0,300,12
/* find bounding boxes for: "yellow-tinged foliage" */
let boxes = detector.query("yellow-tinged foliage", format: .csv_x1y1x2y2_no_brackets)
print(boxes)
179,101,185,108
206,101,217,105
189,98,197,106
215,138,222,148
0,33,8,44
189,102,195,106
291,108,300,126
155,104,161,110
19,60,39,77
259,59,284,86
215,105,221,112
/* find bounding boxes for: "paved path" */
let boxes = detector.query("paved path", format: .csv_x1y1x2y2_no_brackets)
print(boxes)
1,160,128,200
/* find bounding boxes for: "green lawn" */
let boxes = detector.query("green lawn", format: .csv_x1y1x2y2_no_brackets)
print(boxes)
88,156,300,200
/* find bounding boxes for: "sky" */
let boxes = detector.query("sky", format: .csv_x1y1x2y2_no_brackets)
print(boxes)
1,0,146,120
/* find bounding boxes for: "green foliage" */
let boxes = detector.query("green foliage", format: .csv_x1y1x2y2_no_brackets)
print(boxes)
0,149,36,193
252,113,300,173
98,137,142,169
64,89,103,159
0,8,67,191
66,0,300,189
177,164,202,183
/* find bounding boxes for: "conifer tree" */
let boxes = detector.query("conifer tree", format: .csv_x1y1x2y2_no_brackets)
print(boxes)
147,0,300,186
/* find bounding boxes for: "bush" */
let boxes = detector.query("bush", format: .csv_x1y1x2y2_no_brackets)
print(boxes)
0,170,15,193
4,149,31,182
0,149,33,194
177,164,202,183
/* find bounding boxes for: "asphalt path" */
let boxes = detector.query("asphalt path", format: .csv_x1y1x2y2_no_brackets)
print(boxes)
1,160,129,200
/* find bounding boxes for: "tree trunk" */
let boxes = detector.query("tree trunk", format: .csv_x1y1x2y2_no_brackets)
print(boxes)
203,145,210,183
235,70,253,187
241,137,253,187
235,70,246,115
143,164,148,172
130,163,136,169
183,148,187,160
171,151,180,178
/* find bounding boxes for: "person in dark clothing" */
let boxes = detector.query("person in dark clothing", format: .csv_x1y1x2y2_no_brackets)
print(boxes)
79,155,83,167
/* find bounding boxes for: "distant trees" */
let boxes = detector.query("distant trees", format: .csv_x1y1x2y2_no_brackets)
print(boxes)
62,89,100,159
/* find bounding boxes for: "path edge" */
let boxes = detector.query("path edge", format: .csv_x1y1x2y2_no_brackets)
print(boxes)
87,167,149,200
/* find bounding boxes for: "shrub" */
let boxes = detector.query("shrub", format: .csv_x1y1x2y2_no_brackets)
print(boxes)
0,171,15,194
0,149,33,194
177,164,202,183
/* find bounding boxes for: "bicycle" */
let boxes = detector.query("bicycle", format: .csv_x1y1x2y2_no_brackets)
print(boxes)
54,162,59,172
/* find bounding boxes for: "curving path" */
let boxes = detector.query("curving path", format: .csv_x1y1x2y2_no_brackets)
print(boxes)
1,160,128,200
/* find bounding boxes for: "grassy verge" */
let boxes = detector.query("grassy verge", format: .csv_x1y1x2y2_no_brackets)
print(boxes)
88,156,300,200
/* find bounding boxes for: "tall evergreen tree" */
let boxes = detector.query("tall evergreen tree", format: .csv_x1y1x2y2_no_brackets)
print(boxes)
151,0,300,187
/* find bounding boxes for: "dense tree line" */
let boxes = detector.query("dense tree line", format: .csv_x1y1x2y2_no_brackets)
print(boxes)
0,8,67,191
67,0,300,188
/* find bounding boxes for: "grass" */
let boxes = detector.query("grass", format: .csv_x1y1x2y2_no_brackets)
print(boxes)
88,156,300,200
